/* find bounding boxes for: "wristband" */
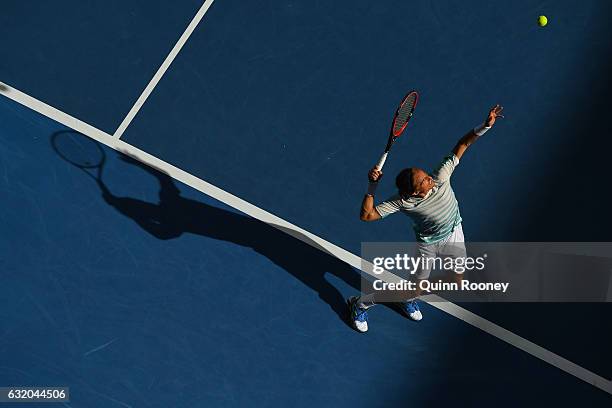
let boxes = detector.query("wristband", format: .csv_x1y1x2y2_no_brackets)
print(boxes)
473,123,492,136
366,182,378,196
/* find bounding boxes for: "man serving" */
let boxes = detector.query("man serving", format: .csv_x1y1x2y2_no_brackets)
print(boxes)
348,104,504,333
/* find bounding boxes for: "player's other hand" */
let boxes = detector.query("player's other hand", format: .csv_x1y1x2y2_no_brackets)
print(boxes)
368,167,383,183
485,104,504,127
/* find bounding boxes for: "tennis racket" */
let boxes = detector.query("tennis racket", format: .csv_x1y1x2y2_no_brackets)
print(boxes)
51,130,107,184
375,90,419,171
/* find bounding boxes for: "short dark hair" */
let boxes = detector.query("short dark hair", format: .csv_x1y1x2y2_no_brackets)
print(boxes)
395,168,415,197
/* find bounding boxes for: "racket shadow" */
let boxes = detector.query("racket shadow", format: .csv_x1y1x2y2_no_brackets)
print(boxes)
82,150,361,326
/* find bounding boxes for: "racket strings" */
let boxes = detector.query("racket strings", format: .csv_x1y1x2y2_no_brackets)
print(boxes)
393,95,416,134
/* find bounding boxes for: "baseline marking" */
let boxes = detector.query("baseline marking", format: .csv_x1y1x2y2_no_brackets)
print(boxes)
1,81,610,395
112,0,216,140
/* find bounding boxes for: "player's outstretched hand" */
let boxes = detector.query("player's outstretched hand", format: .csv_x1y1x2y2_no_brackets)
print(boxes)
485,104,504,127
368,167,383,183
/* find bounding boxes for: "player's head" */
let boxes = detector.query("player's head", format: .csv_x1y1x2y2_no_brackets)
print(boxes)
396,168,434,198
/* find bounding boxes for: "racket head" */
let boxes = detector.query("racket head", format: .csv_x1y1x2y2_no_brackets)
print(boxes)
51,130,106,170
391,90,419,138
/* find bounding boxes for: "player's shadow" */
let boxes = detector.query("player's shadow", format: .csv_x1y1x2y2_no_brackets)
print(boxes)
98,154,360,325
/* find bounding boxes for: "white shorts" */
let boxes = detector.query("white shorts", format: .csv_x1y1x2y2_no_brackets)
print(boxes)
414,224,467,280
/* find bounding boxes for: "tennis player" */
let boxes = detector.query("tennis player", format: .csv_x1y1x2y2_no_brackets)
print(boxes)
348,105,504,333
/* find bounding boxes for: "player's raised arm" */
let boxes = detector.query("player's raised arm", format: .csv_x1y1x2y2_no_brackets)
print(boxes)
359,167,383,222
452,104,504,160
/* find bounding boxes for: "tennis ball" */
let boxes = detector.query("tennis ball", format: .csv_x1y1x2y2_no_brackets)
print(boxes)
538,15,548,27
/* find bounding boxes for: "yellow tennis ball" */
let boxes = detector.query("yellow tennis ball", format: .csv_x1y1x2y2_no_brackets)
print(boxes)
538,15,548,27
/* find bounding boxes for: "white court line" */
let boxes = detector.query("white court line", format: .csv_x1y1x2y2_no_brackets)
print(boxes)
1,81,611,395
112,0,216,140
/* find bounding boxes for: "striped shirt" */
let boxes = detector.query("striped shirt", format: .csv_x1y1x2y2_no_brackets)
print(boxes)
375,154,462,244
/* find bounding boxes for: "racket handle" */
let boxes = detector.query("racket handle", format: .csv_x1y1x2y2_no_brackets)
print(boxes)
375,152,388,171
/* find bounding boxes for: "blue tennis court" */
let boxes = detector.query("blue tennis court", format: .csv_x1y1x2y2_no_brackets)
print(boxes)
1,1,612,406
